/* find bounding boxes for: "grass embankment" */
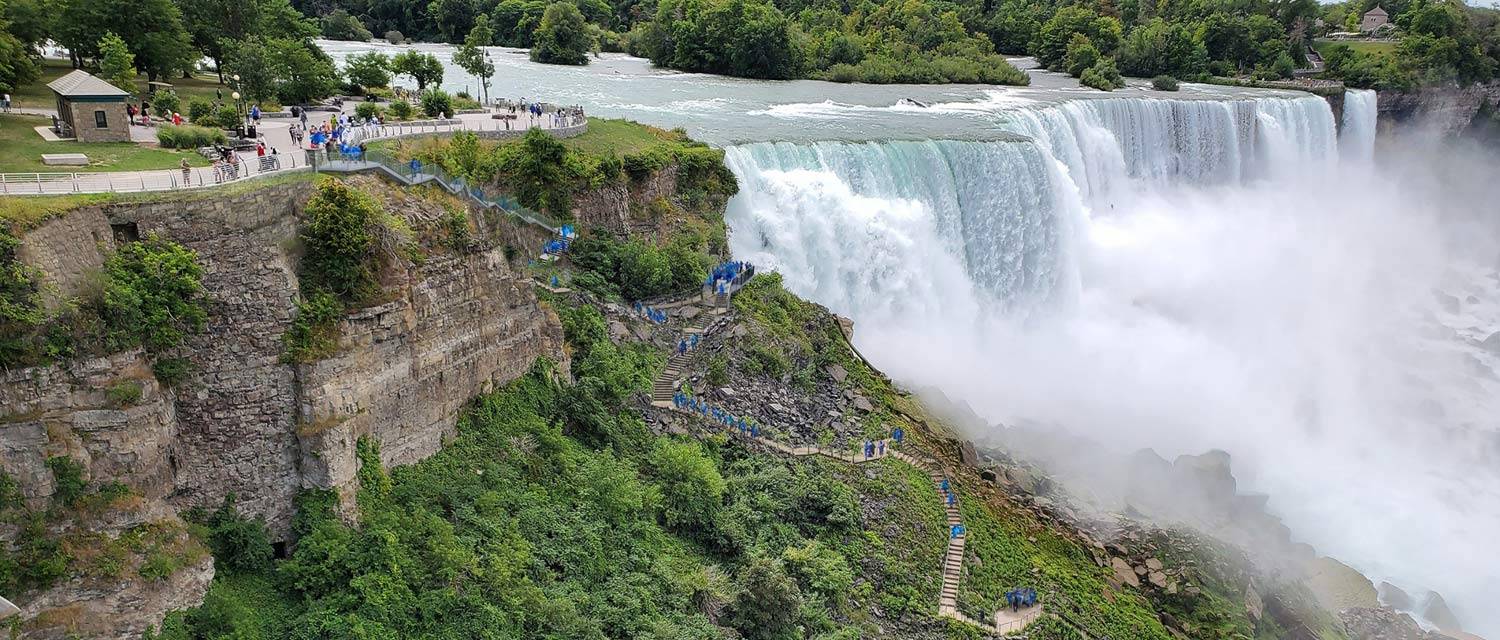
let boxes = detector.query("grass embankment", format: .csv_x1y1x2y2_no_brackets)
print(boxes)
1312,39,1398,59
0,171,314,231
0,114,210,174
11,59,233,110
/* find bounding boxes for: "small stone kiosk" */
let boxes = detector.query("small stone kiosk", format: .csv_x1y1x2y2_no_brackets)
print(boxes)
47,70,130,142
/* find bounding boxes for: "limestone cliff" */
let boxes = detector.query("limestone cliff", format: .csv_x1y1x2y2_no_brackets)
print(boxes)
0,175,566,637
1378,81,1500,136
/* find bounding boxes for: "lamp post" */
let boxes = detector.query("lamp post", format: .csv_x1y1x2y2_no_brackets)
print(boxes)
231,91,244,138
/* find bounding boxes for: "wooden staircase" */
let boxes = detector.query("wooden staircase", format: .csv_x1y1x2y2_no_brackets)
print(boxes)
647,311,1044,637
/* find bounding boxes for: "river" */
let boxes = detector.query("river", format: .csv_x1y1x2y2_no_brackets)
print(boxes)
323,40,1500,636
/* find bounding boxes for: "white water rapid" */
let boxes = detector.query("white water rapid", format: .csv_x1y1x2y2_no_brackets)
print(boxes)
725,91,1500,636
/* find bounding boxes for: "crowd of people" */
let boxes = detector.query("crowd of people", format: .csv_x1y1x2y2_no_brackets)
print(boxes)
633,301,669,324
707,261,755,295
1005,587,1038,612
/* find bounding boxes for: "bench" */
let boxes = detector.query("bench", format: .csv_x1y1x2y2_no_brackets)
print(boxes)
41,153,88,166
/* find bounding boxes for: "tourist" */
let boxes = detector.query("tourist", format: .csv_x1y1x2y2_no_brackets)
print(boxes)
250,104,261,124
180,158,191,185
879,440,885,455
171,112,182,126
2,93,9,112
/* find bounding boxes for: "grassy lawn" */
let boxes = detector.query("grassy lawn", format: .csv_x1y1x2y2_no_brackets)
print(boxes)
0,114,209,174
12,58,234,110
562,118,687,157
1313,39,1398,59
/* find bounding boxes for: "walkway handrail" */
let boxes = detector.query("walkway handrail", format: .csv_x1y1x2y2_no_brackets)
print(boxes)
0,151,307,195
306,147,565,234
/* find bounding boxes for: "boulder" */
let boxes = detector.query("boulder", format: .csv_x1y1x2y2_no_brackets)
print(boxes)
1245,581,1264,621
1148,571,1169,588
1378,582,1414,611
825,364,848,383
980,469,998,483
1145,558,1163,571
959,440,978,466
1419,592,1462,631
1482,332,1500,355
1112,557,1141,588
608,320,630,341
852,396,874,413
1340,607,1449,640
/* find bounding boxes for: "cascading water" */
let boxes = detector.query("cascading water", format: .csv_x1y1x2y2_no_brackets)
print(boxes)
726,91,1500,637
1340,89,1379,161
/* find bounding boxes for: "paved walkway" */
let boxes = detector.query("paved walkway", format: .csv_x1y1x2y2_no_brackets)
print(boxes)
0,108,582,195
645,296,1045,636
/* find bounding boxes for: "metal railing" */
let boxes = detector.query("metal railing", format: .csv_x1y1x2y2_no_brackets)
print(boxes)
306,147,563,233
0,152,308,195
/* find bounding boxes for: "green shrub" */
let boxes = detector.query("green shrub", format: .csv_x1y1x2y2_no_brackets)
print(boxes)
151,90,181,118
156,124,227,149
420,89,453,118
1151,75,1180,91
188,495,274,573
648,439,725,531
152,357,190,386
214,105,240,129
354,101,384,121
283,291,344,363
1080,58,1124,90
0,226,46,367
707,355,728,386
47,456,87,507
443,207,471,252
299,180,383,304
107,380,143,407
186,99,214,125
388,100,414,120
100,235,207,353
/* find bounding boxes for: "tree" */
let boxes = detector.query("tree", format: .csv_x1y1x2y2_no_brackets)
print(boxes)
391,50,444,90
647,440,725,531
223,37,281,103
1034,6,1122,70
453,16,496,103
98,32,137,93
345,51,392,90
730,557,803,640
275,39,341,104
175,0,315,81
1117,18,1207,78
429,0,478,43
1063,33,1100,76
0,1,39,93
322,8,373,41
531,1,592,65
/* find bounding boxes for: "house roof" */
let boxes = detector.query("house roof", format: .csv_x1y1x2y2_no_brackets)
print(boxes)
1364,6,1388,16
47,70,129,98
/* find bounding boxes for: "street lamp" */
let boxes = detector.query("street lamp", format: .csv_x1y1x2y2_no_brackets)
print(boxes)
231,91,244,138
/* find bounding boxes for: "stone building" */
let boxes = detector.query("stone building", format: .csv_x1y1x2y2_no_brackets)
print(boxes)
47,69,130,143
1361,6,1389,33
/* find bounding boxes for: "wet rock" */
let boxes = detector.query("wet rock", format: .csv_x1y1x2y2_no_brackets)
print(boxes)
1378,582,1414,611
980,469,998,483
1145,558,1163,571
1245,581,1264,621
1434,291,1461,314
1419,591,1462,631
959,440,978,466
852,396,874,413
1148,571,1169,588
609,320,630,341
825,364,848,383
1341,607,1449,640
1482,332,1500,355
1112,557,1141,588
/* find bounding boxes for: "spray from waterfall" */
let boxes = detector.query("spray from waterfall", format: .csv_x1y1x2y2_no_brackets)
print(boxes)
725,92,1500,638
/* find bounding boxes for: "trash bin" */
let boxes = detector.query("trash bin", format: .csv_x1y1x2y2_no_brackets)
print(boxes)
246,125,257,139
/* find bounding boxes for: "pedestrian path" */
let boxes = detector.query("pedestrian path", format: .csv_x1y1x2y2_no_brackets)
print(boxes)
0,109,584,196
647,300,1044,636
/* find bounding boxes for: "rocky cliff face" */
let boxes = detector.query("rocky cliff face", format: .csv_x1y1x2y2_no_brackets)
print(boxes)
1378,81,1500,136
1,176,566,636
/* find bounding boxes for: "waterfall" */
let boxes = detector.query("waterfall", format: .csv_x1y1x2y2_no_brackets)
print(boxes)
726,94,1341,317
723,93,1500,638
1340,89,1379,161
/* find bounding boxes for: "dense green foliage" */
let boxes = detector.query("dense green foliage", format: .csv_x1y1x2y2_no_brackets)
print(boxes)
98,32,137,93
1319,0,1499,89
391,50,445,91
99,236,209,353
152,293,956,639
569,228,713,300
532,1,594,64
156,124,229,148
1,228,207,371
343,51,392,90
299,180,385,304
225,36,341,105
